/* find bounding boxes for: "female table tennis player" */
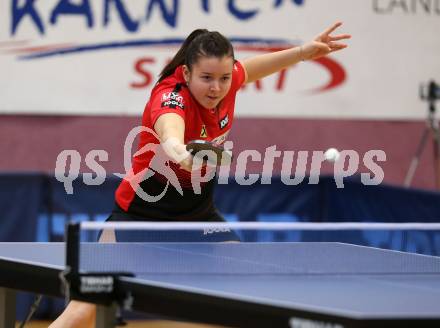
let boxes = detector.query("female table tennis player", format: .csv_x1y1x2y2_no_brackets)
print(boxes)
50,23,350,328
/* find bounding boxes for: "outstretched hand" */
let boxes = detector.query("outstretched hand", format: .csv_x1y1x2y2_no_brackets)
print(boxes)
301,22,351,61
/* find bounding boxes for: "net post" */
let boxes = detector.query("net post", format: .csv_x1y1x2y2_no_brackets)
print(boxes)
65,222,80,274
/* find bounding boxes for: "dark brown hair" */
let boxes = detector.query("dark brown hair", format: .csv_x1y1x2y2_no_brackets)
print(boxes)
158,29,235,82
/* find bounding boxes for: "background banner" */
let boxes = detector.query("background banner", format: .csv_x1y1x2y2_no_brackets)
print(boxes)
1,0,439,119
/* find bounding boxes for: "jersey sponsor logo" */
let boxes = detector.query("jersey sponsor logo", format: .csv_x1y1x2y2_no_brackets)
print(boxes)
219,114,229,129
200,125,208,138
161,92,185,109
161,92,183,103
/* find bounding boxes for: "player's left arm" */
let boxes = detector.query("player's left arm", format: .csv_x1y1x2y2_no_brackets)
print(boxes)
242,22,351,84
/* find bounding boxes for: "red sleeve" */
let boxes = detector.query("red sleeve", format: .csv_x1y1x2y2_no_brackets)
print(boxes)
150,87,187,127
232,60,246,91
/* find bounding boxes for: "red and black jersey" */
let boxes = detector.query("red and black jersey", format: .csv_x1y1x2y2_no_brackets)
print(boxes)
115,61,246,218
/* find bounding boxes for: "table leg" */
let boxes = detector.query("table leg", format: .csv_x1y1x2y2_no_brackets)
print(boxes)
0,287,16,328
96,303,117,328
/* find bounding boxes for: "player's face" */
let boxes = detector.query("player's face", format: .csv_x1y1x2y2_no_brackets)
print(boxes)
184,56,234,109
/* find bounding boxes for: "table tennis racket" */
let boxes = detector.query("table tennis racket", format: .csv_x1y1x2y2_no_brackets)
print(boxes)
186,140,233,166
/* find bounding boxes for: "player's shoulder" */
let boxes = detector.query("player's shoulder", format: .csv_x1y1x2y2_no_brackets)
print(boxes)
232,60,245,88
233,60,243,71
152,78,190,106
154,66,186,91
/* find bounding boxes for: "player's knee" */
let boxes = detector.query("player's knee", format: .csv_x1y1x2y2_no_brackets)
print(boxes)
73,301,96,317
49,301,96,328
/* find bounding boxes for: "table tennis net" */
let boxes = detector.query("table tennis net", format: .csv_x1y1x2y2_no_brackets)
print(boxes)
77,242,440,276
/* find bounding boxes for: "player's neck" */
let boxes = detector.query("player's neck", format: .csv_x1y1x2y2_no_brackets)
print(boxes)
210,102,221,114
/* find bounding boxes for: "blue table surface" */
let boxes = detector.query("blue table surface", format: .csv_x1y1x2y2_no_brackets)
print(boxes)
1,242,440,319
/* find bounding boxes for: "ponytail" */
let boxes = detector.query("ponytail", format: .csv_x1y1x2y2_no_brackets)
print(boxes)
158,29,208,82
158,29,234,83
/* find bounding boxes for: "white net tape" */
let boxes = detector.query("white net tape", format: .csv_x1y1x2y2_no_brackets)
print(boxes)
81,221,440,231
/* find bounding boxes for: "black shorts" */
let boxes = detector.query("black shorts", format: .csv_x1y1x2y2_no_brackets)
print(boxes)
106,175,240,242
118,173,222,221
105,206,239,242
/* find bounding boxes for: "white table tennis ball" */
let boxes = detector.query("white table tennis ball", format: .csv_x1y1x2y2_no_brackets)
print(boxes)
324,148,340,162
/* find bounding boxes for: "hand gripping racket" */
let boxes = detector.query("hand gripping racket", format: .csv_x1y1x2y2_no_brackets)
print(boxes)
186,140,233,166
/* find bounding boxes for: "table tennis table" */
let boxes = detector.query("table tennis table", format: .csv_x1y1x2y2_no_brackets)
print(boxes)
1,241,440,328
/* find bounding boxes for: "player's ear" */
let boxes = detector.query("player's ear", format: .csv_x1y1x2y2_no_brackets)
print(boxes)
182,65,190,84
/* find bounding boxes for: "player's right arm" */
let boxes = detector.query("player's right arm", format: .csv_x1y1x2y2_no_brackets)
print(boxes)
154,113,193,172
